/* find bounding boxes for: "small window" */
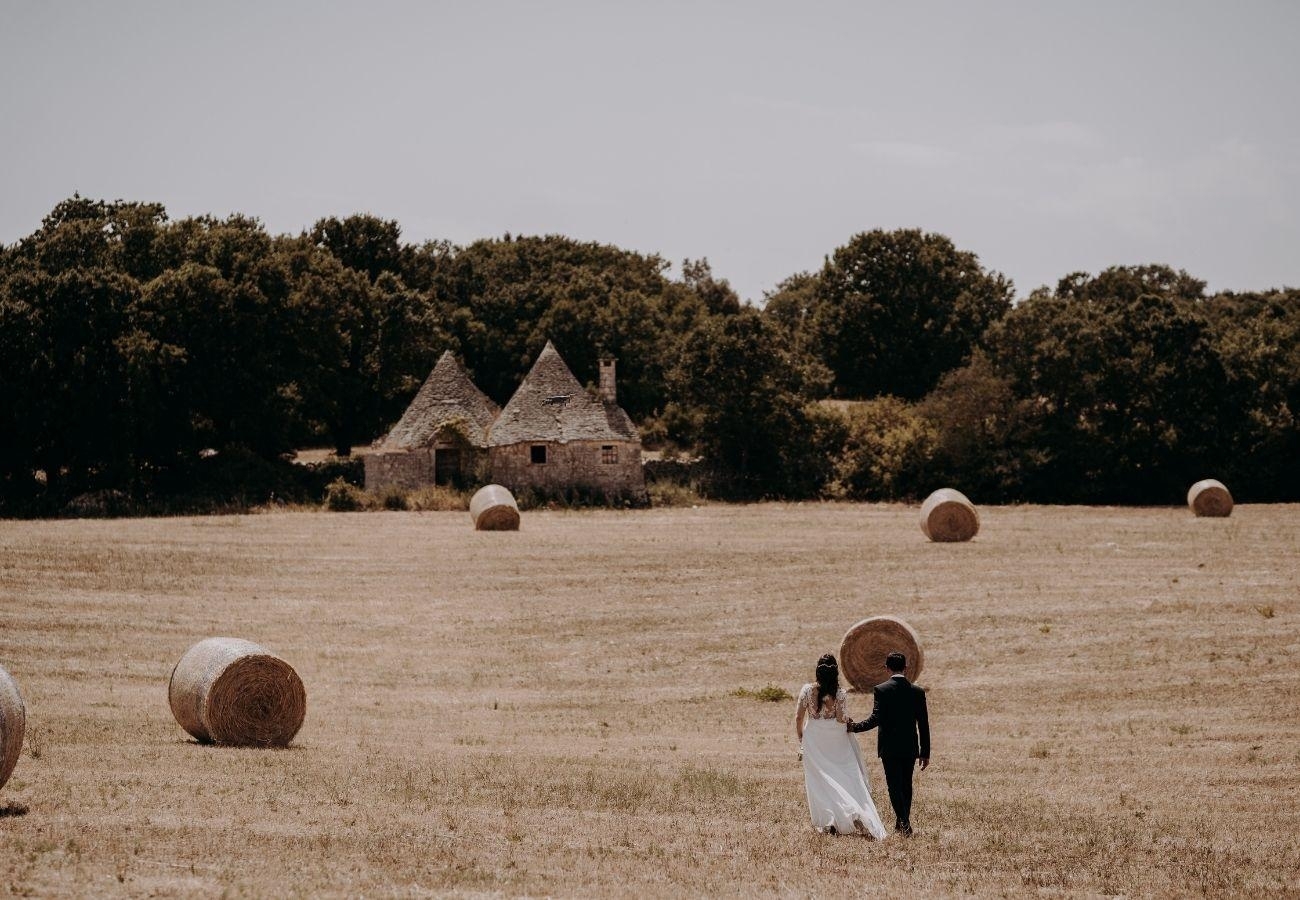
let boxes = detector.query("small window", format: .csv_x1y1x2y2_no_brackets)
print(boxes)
530,445,547,465
601,445,617,464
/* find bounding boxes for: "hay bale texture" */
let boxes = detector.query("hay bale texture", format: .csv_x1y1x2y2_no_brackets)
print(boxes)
839,616,924,691
1188,479,1233,517
168,638,306,747
920,488,980,542
0,664,24,791
470,484,520,531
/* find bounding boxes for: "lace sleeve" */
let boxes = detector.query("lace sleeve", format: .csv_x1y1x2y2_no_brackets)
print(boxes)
797,683,811,715
835,688,849,723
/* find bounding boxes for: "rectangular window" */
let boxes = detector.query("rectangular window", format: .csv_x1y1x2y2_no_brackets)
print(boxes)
601,445,617,464
530,445,547,465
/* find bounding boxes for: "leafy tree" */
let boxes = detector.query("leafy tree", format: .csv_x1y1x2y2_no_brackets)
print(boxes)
1054,264,1205,305
804,229,1014,400
0,198,163,493
666,309,829,498
679,258,741,316
823,398,935,500
762,271,819,339
985,280,1231,502
310,215,404,284
1202,289,1300,500
424,235,725,421
917,352,1038,501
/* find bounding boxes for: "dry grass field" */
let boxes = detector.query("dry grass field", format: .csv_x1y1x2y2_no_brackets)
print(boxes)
0,503,1297,898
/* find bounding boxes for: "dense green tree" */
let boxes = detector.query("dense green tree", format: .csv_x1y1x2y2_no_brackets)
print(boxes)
1202,289,1300,500
424,235,725,421
762,271,819,339
4,195,1300,510
986,282,1231,502
822,398,934,500
804,229,1014,400
916,352,1038,501
310,215,404,284
1055,264,1206,305
666,310,830,498
0,198,164,493
679,258,741,316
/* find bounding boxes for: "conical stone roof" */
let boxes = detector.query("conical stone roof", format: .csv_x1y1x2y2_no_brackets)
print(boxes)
381,350,500,449
489,341,638,446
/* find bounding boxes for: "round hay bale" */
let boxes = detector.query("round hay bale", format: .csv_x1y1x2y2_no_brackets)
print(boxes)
920,488,979,542
168,638,306,747
470,484,520,531
1188,479,1233,517
839,616,924,691
0,664,25,791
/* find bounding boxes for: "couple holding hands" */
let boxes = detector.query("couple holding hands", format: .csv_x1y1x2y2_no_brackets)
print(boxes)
794,651,930,839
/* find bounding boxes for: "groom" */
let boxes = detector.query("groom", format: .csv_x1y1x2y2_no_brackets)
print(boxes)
845,652,930,835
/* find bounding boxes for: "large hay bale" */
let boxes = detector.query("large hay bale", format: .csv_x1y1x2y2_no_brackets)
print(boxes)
1188,479,1233,517
0,665,24,791
920,488,979,542
168,638,306,747
839,616,924,691
470,484,520,531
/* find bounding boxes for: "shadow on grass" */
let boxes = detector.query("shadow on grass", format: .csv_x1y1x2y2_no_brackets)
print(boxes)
177,739,307,751
0,803,29,818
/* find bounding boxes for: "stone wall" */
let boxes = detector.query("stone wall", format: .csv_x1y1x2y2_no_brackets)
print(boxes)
489,440,645,499
364,449,433,492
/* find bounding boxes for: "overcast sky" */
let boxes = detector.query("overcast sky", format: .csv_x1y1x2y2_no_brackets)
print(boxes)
3,1,1298,302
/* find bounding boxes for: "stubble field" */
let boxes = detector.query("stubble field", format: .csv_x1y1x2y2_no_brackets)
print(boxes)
0,503,1297,897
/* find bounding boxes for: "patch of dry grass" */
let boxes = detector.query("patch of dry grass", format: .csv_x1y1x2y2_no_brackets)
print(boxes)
0,504,1297,896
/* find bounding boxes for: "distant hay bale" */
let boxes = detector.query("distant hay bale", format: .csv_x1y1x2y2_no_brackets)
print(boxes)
1188,479,1233,517
470,484,520,531
168,638,306,747
920,488,979,542
839,616,924,691
0,665,24,791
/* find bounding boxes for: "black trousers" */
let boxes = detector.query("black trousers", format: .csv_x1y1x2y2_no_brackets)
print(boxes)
880,755,916,825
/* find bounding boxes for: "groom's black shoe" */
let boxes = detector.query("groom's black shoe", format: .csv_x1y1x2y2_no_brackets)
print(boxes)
897,822,914,836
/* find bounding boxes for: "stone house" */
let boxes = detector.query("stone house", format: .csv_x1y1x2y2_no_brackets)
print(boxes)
364,350,499,491
366,342,646,501
488,341,645,500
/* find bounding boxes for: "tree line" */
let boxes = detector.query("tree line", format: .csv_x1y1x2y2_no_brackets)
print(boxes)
1,196,1297,512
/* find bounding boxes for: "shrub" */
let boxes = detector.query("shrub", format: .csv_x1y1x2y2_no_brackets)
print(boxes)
731,685,793,702
407,485,471,511
324,478,366,511
63,489,133,518
648,481,703,508
376,486,409,511
824,397,935,500
513,484,649,510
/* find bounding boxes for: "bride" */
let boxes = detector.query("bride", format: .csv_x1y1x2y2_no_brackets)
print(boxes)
795,653,888,838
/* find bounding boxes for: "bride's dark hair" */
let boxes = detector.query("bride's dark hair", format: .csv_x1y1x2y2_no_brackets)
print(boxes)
814,653,839,714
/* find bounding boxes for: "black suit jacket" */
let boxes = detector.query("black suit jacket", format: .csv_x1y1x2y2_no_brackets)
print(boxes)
847,675,930,759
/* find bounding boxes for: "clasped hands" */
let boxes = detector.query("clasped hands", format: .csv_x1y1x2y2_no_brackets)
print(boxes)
842,718,930,770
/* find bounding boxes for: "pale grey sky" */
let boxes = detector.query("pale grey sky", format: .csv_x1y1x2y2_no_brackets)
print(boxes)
3,1,1298,301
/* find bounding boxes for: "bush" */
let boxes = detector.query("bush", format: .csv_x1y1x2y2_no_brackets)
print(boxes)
513,484,649,510
63,489,133,518
648,481,703,508
823,398,934,500
324,478,366,511
376,486,409,511
407,485,471,511
731,685,794,702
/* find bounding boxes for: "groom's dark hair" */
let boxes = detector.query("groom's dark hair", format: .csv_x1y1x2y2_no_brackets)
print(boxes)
886,652,906,672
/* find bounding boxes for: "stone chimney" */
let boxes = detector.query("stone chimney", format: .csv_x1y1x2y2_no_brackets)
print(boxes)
598,356,617,404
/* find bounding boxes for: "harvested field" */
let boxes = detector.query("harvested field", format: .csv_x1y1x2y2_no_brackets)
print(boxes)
0,504,1297,897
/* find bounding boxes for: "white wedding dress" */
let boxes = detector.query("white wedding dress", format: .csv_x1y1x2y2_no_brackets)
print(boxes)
798,684,888,838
